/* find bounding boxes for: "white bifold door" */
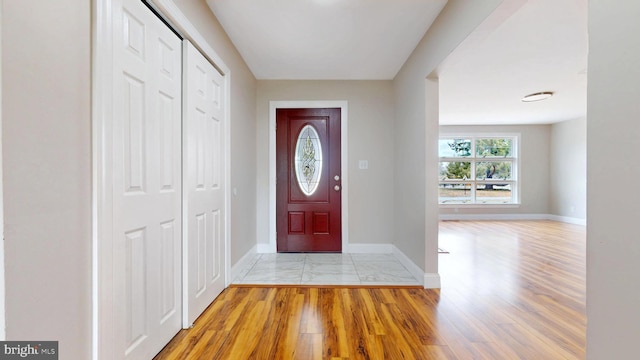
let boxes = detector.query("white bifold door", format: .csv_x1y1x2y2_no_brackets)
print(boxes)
110,1,227,358
182,40,227,327
112,0,183,358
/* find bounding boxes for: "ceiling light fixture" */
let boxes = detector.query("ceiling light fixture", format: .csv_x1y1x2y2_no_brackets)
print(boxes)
521,91,554,102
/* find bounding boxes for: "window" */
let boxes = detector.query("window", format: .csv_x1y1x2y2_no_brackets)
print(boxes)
438,135,518,205
295,125,323,196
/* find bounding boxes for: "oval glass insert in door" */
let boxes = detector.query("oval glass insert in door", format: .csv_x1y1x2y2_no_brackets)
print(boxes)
295,124,323,196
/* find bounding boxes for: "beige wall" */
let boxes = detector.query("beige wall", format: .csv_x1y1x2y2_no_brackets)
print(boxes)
550,118,586,220
255,80,395,246
392,0,503,275
0,0,5,340
439,124,551,217
0,1,256,358
173,0,258,265
587,1,640,357
2,1,92,358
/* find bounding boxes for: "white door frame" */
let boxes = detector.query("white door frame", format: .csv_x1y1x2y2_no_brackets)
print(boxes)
92,0,231,358
268,101,349,253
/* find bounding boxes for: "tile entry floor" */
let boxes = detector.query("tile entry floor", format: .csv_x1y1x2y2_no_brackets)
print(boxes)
232,253,421,286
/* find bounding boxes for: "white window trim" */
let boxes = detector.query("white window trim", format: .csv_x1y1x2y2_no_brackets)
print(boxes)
438,133,521,206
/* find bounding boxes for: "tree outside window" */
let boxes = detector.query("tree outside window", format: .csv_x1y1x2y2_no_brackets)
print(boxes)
439,136,518,204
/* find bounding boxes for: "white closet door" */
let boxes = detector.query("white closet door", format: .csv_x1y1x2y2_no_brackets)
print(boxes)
112,0,182,358
183,40,227,327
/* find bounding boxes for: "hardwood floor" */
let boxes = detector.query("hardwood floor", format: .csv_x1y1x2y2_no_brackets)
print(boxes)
155,220,586,359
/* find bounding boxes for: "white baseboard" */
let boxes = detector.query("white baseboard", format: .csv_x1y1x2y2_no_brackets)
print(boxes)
547,214,586,226
439,213,548,221
256,243,393,254
345,243,393,254
439,213,586,226
391,246,430,288
423,273,441,289
230,244,258,283
256,243,275,253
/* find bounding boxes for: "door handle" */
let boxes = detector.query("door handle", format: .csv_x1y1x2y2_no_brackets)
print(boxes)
334,185,341,191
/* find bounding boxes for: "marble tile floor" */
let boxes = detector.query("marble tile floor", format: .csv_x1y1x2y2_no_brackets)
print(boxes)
232,253,421,286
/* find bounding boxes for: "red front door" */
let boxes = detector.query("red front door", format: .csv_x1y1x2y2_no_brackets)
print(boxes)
276,108,342,252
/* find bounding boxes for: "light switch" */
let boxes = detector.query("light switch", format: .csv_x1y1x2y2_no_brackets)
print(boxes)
358,160,369,170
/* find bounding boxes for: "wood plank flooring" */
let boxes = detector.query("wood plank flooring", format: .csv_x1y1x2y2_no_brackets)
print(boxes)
155,220,586,359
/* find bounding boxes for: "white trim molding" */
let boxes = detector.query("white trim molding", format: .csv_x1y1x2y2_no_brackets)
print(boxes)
392,246,430,287
257,244,274,253
423,273,442,289
345,244,393,254
230,245,258,283
439,213,586,226
547,215,587,226
268,101,349,253
92,0,116,358
439,213,548,221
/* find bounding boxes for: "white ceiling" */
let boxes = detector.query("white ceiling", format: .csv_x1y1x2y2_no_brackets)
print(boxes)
206,0,447,80
206,0,588,125
437,0,588,125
